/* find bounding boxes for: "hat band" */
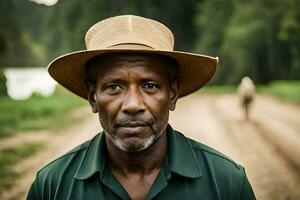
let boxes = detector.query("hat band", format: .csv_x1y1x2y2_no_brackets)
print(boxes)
108,43,154,50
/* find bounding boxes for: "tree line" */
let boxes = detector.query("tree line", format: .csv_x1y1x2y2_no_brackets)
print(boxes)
0,0,299,84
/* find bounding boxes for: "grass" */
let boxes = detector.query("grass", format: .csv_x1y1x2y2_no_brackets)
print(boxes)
199,80,300,104
0,142,43,189
257,80,300,103
0,86,87,190
0,86,87,138
200,85,236,93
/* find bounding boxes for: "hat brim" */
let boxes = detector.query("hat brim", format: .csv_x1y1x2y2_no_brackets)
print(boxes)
48,49,218,99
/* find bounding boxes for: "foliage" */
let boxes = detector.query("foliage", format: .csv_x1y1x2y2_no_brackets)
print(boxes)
258,80,300,103
0,142,43,189
200,85,236,93
0,0,48,66
195,0,300,84
0,86,87,138
0,69,7,96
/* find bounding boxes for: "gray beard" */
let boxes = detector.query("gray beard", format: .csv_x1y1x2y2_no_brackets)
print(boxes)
99,108,169,152
104,123,168,152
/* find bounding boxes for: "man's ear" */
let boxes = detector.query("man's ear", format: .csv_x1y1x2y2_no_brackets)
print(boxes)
169,81,179,111
87,82,98,113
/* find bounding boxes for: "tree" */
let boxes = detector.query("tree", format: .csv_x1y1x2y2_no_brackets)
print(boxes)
194,0,300,84
0,0,47,67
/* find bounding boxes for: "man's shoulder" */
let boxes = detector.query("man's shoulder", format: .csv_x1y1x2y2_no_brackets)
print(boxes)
189,137,241,169
173,130,240,169
180,133,249,198
36,136,93,180
172,131,256,199
173,130,244,182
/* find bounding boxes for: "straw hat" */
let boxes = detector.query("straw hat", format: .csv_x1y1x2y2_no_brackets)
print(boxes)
48,15,218,99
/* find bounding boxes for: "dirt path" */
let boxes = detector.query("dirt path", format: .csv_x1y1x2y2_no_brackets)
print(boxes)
0,107,101,200
170,93,300,200
1,94,300,200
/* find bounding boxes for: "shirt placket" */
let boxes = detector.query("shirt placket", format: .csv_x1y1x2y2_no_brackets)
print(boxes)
100,166,132,200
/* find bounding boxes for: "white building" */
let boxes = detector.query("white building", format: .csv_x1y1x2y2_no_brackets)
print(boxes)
4,68,57,100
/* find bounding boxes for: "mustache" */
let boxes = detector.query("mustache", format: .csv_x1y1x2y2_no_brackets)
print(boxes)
114,116,154,127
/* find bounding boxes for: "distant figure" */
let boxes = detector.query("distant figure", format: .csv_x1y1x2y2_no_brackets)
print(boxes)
237,77,255,120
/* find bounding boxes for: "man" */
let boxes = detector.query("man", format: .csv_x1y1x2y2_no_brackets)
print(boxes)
27,15,256,200
237,76,256,120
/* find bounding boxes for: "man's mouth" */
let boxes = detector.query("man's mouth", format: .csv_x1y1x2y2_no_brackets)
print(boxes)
116,122,149,135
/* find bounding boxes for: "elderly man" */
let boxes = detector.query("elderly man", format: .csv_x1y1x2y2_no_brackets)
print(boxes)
27,15,256,200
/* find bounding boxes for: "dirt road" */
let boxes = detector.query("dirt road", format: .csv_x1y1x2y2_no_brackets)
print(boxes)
1,94,300,200
170,93,300,200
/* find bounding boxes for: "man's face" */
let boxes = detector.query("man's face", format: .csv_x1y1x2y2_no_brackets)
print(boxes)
87,54,178,152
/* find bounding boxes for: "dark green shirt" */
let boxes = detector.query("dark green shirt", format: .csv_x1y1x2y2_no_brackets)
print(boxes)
27,126,256,200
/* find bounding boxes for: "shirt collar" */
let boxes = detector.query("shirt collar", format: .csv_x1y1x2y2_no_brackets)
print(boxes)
74,125,202,180
74,133,106,180
166,125,202,178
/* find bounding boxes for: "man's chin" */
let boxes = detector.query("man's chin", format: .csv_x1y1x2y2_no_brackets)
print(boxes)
109,135,157,152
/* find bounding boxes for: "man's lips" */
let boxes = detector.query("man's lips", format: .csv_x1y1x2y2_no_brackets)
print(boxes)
116,121,148,127
116,123,149,135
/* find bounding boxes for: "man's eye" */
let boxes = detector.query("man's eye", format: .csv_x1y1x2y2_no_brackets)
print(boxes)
143,82,159,90
105,84,122,93
107,84,119,90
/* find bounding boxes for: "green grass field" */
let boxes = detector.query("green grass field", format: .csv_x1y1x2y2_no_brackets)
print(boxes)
0,142,43,189
201,80,300,104
257,81,300,103
0,86,87,138
201,85,236,93
0,86,88,190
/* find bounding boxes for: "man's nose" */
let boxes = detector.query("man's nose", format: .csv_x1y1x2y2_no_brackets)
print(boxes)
122,87,146,114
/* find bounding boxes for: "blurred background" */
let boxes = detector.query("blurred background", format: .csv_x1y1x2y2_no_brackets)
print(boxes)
0,0,299,199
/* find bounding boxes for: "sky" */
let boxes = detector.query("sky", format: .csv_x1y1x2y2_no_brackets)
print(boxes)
30,0,58,6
